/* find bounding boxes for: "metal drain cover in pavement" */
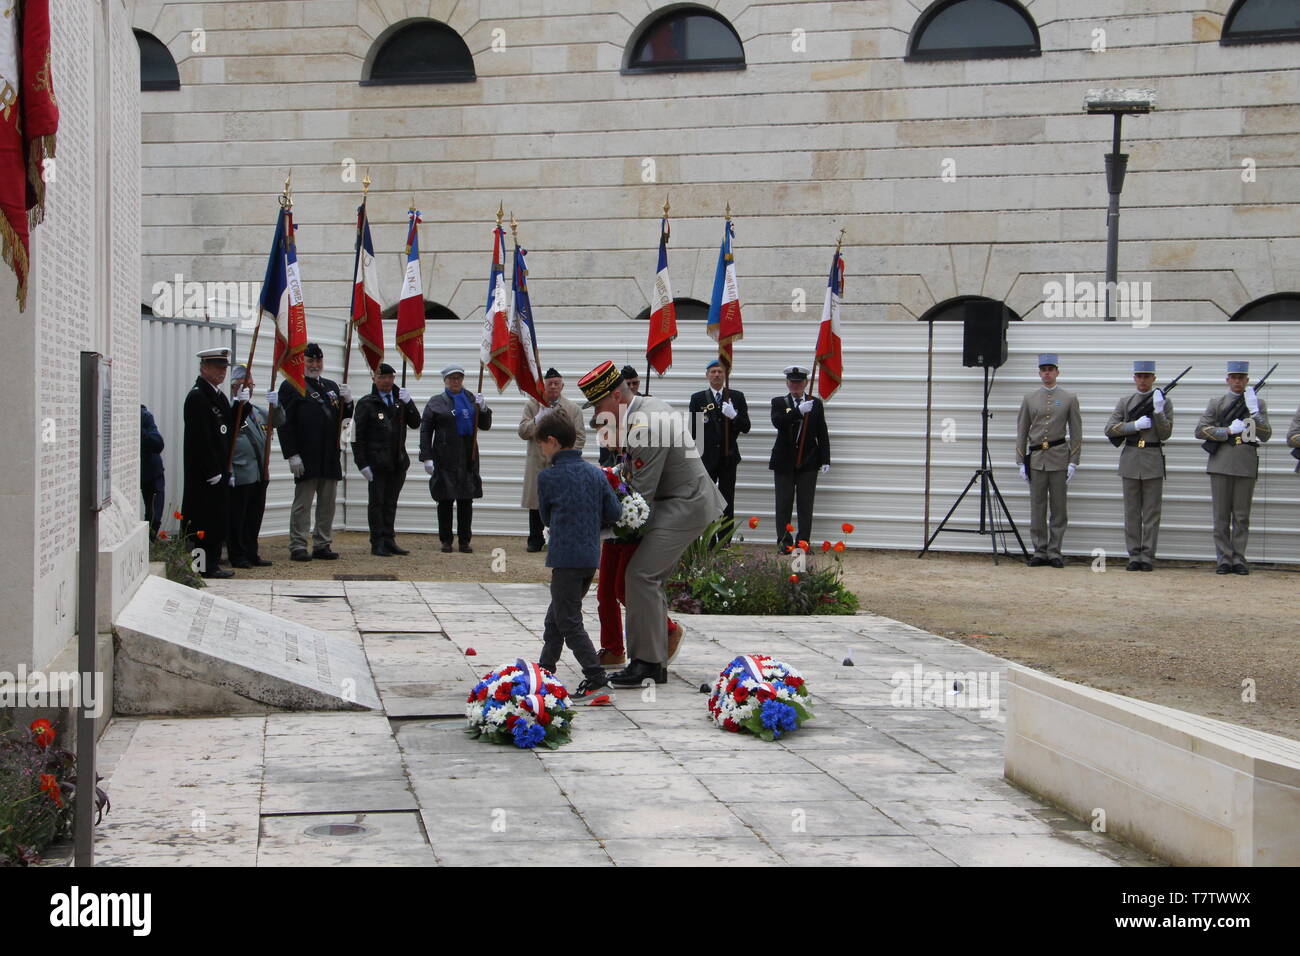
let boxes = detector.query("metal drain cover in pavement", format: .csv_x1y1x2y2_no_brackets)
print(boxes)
304,823,372,838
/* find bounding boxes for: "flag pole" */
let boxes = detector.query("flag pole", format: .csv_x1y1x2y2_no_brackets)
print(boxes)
337,170,370,454
262,172,294,477
796,227,844,469
646,196,670,397
511,211,549,409
721,203,733,461
473,203,504,460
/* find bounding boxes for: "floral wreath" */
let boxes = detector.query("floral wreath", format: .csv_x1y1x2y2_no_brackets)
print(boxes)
465,659,573,749
708,654,813,740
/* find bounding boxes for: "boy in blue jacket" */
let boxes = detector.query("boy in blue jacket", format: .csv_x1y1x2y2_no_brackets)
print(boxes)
535,413,623,697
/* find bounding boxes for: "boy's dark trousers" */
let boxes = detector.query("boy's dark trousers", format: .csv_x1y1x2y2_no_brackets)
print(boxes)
538,567,601,678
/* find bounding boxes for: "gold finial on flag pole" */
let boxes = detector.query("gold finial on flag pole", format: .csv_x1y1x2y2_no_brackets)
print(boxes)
509,210,519,242
362,169,371,195
835,227,846,252
496,202,505,228
663,194,671,241
280,170,293,209
663,195,670,217
724,201,731,220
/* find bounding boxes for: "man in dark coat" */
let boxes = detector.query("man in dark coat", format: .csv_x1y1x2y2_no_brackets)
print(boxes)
688,358,751,526
140,404,166,540
420,364,491,553
351,363,420,556
277,342,353,561
769,364,830,552
182,347,237,578
227,365,284,568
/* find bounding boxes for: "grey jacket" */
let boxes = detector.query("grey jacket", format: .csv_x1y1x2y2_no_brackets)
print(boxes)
1104,391,1174,480
232,402,285,486
1195,392,1271,478
1287,403,1300,473
623,395,725,532
1016,386,1082,471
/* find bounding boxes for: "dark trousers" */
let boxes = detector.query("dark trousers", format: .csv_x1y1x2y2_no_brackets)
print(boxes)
141,475,165,539
184,482,228,573
437,499,473,545
228,480,269,563
774,468,818,548
705,457,738,525
366,468,406,545
539,567,600,678
528,508,545,549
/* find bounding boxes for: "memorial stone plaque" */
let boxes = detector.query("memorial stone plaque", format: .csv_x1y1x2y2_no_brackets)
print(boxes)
114,576,381,715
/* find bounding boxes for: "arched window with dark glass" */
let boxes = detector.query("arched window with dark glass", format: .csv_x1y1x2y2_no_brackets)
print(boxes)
907,0,1041,61
624,7,745,74
634,297,710,322
362,19,475,85
1229,293,1300,321
135,30,180,91
918,296,1023,322
1222,0,1300,44
381,301,461,322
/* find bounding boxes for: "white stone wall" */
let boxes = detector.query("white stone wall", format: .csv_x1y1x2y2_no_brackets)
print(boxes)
131,0,1298,329
0,0,143,675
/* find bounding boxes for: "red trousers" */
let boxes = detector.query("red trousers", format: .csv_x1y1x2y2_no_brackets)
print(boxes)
597,538,674,654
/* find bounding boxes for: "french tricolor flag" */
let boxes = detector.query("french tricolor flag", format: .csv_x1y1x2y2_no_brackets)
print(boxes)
815,249,845,401
646,217,677,376
707,218,743,372
259,206,307,395
481,224,512,391
395,208,425,377
350,201,384,374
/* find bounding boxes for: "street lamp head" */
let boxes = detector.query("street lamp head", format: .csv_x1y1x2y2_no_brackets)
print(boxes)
1084,88,1157,114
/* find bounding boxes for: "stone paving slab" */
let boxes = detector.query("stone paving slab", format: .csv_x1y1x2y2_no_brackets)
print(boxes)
93,579,1162,867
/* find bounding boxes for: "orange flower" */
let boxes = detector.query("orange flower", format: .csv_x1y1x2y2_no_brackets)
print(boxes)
747,516,759,529
29,718,55,749
39,773,62,808
785,523,794,533
196,530,205,540
158,530,169,540
173,510,183,520
834,541,845,552
821,541,832,553
788,574,799,583
842,522,855,534
797,540,809,551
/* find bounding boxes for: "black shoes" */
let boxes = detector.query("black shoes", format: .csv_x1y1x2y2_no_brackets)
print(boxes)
440,542,453,553
1048,558,1065,569
1216,564,1232,575
386,541,410,555
202,568,234,579
526,542,543,553
1139,563,1153,572
575,672,611,698
1126,560,1142,571
1232,564,1249,576
371,543,393,557
459,543,473,554
609,659,668,687
251,556,273,567
1027,556,1048,567
312,547,339,560
231,559,253,569
291,550,312,562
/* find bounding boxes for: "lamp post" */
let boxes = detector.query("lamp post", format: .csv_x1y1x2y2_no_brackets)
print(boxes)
1084,88,1156,321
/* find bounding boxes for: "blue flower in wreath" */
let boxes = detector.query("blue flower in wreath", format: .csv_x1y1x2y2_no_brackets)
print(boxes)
760,700,799,737
512,719,546,749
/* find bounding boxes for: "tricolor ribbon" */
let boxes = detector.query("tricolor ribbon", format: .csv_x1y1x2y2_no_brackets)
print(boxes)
741,655,776,696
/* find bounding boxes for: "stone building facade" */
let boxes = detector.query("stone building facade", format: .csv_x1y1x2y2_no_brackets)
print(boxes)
129,0,1299,328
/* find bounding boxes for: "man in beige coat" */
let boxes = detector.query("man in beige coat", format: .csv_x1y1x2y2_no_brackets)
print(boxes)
579,360,724,687
518,368,585,552
1103,360,1174,571
1287,402,1300,474
1195,360,1272,574
1016,352,1083,568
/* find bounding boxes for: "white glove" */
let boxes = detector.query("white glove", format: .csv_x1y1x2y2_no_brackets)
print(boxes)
721,401,738,420
361,466,374,482
266,389,278,407
1067,463,1077,483
233,387,250,404
797,399,814,415
1152,389,1164,414
228,474,236,487
1133,415,1153,431
398,387,411,404
339,384,352,403
1229,419,1247,435
475,393,487,410
1019,463,1028,482
1244,386,1259,416
533,408,549,424
423,460,435,476
819,463,829,474
288,454,305,478
207,473,222,486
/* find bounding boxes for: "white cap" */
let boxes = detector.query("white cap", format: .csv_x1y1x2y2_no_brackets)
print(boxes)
197,347,231,364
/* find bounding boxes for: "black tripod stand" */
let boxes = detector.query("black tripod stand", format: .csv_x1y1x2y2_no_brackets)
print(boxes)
919,364,1027,564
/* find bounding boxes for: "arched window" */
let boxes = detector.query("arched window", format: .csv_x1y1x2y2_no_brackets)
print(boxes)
918,296,1022,322
624,6,745,74
362,19,475,85
381,301,461,322
907,0,1041,61
1229,293,1300,321
633,297,710,321
1222,0,1300,44
135,30,180,91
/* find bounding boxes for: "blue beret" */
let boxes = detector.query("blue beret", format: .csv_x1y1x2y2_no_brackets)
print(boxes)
706,359,721,371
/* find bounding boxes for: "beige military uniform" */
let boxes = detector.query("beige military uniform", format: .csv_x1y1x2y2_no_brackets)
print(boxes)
1288,403,1300,474
516,396,585,510
1195,392,1272,567
1015,386,1083,561
622,395,725,664
1104,392,1174,564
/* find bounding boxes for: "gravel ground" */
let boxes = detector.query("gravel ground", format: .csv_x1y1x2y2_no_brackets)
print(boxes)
237,531,1300,741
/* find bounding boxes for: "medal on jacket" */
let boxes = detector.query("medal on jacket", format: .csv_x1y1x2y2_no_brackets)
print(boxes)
378,412,385,420
219,424,227,434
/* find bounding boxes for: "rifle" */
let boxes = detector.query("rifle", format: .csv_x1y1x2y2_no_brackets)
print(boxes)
1108,365,1192,447
1200,362,1278,454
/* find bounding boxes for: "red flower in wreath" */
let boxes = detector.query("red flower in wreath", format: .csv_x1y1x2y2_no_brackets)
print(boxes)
493,684,511,702
30,719,55,749
537,710,552,726
552,685,568,701
476,686,489,702
39,773,63,808
785,676,805,689
733,685,749,704
505,714,519,730
722,717,740,733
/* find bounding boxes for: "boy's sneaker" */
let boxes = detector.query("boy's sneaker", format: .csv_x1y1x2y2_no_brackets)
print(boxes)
574,672,610,698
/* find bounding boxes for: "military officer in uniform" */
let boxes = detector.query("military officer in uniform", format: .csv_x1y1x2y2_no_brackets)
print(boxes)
1016,353,1083,568
518,369,586,552
581,360,724,687
1103,360,1173,571
1194,360,1272,574
277,342,353,562
351,362,420,556
689,358,750,527
769,365,830,552
182,347,237,578
227,365,284,568
591,366,640,468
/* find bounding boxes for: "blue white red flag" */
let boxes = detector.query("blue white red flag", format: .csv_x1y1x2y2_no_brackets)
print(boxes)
707,218,743,372
815,249,845,401
259,206,307,395
646,217,676,375
350,200,384,374
395,208,425,377
481,224,511,391
507,243,545,404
